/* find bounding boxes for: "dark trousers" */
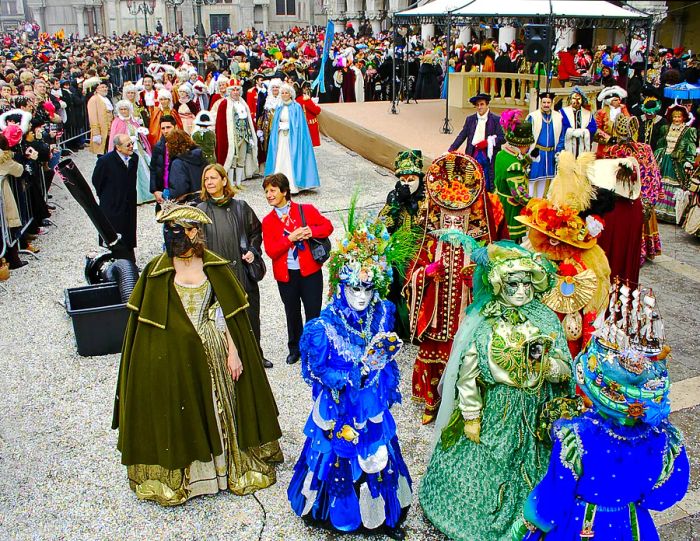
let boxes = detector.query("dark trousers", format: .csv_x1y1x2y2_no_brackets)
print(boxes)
245,283,264,357
277,269,323,355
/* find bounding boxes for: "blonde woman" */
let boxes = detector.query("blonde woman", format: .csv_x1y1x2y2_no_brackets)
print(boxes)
197,163,271,368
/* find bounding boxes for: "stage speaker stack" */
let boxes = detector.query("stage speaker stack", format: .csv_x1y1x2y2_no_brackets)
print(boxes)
524,24,551,63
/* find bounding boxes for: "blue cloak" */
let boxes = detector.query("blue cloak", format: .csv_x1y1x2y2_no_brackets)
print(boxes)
264,101,321,190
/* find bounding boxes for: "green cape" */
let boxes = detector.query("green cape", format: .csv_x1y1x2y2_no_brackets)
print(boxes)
112,250,282,470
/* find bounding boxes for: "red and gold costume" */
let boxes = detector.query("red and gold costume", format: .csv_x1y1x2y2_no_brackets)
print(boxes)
406,152,508,424
295,95,321,147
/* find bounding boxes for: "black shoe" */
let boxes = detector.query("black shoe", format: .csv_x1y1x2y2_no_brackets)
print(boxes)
46,204,56,210
286,352,300,364
262,358,273,368
42,219,52,226
9,259,28,270
383,526,406,540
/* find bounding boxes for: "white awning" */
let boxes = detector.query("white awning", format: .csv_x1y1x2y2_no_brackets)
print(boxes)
397,0,649,20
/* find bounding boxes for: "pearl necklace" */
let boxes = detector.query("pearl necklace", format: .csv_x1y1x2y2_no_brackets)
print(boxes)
332,303,375,343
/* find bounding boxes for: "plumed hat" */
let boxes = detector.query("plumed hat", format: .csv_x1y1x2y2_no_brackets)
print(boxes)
500,109,534,146
194,110,213,127
425,151,485,211
597,85,627,104
569,86,589,105
156,201,212,226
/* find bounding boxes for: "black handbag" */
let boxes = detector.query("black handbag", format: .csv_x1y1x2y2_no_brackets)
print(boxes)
232,200,267,282
299,204,332,264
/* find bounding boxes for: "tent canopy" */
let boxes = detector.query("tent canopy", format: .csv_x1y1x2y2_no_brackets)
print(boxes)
395,0,650,27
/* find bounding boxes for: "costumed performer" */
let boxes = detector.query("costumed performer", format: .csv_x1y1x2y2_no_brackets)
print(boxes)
448,93,504,192
560,87,597,158
654,104,698,223
515,285,689,540
214,79,258,187
287,210,417,540
406,152,509,425
296,81,322,147
419,241,573,541
264,82,320,194
108,99,153,204
517,150,611,358
526,91,564,198
494,109,535,242
112,203,283,506
147,88,182,147
586,115,649,284
192,110,216,164
256,78,282,168
638,92,667,150
176,84,200,135
379,149,429,340
594,85,630,155
597,114,663,267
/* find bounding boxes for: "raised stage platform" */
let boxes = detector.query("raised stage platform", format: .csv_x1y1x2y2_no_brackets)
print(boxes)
318,100,471,172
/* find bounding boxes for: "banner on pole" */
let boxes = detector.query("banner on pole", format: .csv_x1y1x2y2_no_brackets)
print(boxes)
311,21,334,94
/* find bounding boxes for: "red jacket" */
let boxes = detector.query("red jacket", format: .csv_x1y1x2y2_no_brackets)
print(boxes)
296,95,321,147
262,202,334,282
557,50,580,81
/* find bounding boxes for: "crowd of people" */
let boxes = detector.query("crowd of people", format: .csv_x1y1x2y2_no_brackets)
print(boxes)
0,21,696,541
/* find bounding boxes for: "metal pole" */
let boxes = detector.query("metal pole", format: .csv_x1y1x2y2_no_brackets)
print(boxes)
644,16,653,81
196,2,206,73
441,16,452,134
144,5,149,34
391,15,398,114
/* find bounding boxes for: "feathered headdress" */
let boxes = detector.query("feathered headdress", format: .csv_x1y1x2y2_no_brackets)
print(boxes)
499,108,524,133
327,190,420,298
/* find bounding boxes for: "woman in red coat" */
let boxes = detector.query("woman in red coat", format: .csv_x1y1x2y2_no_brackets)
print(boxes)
296,82,321,147
262,173,333,364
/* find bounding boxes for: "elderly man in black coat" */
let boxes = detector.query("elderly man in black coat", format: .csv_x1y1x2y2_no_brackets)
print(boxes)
92,133,138,261
448,93,505,191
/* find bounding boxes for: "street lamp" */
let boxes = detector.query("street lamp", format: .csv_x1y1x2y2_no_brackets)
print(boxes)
165,0,217,73
127,0,157,35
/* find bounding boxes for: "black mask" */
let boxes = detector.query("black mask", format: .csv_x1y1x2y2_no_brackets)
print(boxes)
163,223,194,258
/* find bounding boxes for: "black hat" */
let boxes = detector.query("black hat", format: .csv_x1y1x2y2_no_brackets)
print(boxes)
538,91,556,100
469,92,491,105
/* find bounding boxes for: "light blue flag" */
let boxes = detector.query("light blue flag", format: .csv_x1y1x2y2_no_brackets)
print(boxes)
311,21,335,94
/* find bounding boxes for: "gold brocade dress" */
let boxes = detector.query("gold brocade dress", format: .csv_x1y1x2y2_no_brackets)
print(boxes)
126,278,282,506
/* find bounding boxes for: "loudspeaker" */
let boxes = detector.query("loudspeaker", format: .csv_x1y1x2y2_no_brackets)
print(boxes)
524,24,550,63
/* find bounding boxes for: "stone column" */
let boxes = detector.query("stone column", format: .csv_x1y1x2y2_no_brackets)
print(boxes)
74,6,85,38
421,23,435,43
458,26,472,45
497,25,516,49
103,0,119,35
555,27,575,52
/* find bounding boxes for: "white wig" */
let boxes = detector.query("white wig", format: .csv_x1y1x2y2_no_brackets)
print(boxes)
268,78,283,89
157,88,172,100
280,82,296,100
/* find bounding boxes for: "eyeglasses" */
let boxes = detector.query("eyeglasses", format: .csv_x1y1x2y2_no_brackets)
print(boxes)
119,142,134,148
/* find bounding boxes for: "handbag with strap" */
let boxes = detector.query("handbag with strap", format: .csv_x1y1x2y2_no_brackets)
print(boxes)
231,199,266,282
298,203,331,264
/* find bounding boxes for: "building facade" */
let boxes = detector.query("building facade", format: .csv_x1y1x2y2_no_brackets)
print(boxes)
0,0,26,31
24,0,327,37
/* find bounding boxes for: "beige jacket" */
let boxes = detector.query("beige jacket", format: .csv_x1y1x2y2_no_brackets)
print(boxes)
87,94,114,154
0,150,24,228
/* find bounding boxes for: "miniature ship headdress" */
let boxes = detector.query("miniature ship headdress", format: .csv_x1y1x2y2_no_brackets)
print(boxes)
575,282,671,426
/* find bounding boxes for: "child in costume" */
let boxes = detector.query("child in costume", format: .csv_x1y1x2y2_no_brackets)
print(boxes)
287,209,417,540
191,111,217,165
515,286,689,540
419,241,573,541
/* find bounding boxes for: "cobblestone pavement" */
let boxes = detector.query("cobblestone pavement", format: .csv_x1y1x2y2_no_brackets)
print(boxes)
0,138,698,540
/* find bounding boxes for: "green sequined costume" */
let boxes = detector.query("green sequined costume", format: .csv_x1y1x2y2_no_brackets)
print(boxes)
418,242,572,541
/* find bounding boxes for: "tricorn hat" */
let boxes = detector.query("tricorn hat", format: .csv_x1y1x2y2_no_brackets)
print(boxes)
194,110,213,127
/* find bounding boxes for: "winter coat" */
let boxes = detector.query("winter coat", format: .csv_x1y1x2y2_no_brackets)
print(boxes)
168,146,206,202
0,150,24,228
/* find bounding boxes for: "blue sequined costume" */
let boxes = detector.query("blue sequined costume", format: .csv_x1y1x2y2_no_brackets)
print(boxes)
287,287,412,532
521,411,689,540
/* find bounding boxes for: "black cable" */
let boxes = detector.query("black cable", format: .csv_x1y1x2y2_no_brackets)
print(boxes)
252,492,267,541
319,200,386,215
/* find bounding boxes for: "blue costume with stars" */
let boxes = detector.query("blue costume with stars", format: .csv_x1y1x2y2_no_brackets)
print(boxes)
287,286,412,532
